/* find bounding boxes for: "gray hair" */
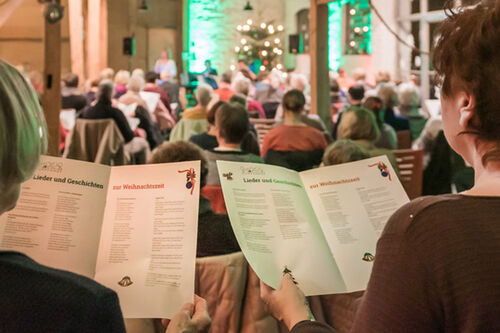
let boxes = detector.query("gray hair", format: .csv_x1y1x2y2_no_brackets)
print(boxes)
377,82,398,108
0,60,47,191
233,77,251,96
398,83,420,107
195,84,214,107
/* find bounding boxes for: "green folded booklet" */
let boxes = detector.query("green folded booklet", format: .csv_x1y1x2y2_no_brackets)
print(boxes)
217,156,409,295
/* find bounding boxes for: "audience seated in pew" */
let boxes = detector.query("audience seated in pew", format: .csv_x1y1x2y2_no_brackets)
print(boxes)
337,106,399,173
259,3,500,331
378,82,411,132
213,71,235,102
189,100,224,151
262,89,327,171
80,79,151,163
61,72,88,112
363,96,398,150
149,141,240,258
113,70,130,99
170,84,213,142
0,59,210,333
205,102,264,186
118,76,164,150
233,76,265,118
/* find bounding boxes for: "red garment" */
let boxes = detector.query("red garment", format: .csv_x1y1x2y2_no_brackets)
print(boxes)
247,100,265,118
214,88,235,102
261,125,327,157
143,85,172,112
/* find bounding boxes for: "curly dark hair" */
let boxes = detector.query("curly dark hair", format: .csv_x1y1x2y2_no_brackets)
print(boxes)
433,0,500,164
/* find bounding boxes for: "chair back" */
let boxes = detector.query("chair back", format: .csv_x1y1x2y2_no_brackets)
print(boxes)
63,118,128,165
393,149,424,199
249,118,276,147
196,252,248,333
262,102,280,119
264,149,324,172
201,185,227,214
396,130,412,149
60,109,76,131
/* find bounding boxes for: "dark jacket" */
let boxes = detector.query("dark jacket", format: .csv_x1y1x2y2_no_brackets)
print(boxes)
0,251,125,333
80,100,134,143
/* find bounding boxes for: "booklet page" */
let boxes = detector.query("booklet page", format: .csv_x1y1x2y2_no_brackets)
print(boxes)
94,161,200,318
0,156,110,277
300,156,409,291
217,161,346,296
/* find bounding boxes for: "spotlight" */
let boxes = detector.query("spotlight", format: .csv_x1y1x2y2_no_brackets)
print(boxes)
260,23,267,29
349,8,356,15
264,41,271,47
247,19,253,25
277,25,284,31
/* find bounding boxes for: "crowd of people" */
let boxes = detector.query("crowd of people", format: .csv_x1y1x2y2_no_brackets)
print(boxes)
1,1,500,331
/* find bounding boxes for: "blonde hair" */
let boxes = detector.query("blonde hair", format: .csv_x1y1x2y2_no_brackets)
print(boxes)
114,70,130,86
337,107,380,142
0,60,47,190
127,75,145,93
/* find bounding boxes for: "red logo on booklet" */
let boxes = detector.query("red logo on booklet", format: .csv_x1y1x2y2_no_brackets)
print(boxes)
178,168,196,195
368,162,392,181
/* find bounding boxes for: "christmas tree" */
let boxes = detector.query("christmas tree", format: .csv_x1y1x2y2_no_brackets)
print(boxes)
234,19,284,72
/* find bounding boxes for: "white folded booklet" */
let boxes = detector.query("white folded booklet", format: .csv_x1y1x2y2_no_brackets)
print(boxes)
0,156,200,318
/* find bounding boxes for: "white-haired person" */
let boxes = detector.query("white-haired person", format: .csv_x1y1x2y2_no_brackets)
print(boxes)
116,75,164,150
397,82,428,140
0,59,210,332
170,84,214,142
233,76,265,118
260,2,500,331
114,69,130,99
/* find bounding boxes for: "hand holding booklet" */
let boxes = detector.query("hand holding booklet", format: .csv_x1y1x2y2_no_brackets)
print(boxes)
217,156,409,295
0,156,200,318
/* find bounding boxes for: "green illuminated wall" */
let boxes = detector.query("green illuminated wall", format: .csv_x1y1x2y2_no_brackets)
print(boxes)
328,0,372,71
186,0,225,73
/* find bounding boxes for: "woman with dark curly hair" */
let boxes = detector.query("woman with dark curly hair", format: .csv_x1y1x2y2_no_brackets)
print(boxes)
260,1,500,332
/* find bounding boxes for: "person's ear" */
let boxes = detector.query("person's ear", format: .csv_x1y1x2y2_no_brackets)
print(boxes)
458,92,476,129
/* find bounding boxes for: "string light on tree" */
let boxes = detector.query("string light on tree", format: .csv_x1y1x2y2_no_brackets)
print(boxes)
234,19,285,71
345,0,372,55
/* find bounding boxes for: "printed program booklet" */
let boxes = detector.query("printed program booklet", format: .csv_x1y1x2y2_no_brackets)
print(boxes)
0,156,200,318
217,156,409,295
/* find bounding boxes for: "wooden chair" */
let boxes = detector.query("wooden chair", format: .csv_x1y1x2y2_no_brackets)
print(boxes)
393,149,424,199
396,130,412,149
201,185,227,214
249,118,276,147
